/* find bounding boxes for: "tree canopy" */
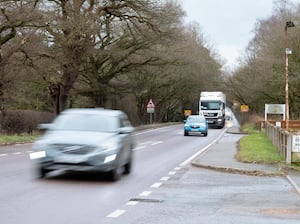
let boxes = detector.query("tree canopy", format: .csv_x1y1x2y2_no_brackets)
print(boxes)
0,0,225,125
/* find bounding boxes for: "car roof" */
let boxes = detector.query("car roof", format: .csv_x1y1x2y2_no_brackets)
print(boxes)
61,108,125,117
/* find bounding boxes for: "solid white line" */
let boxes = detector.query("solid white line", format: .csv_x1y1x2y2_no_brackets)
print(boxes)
160,176,170,181
180,127,228,166
151,182,162,188
286,175,300,195
126,201,139,206
139,191,152,197
106,210,126,218
180,143,212,167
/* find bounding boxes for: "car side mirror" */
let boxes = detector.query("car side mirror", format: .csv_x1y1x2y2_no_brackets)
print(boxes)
37,123,53,130
119,127,135,134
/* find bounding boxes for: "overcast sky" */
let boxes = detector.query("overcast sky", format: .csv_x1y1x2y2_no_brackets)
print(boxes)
181,0,300,71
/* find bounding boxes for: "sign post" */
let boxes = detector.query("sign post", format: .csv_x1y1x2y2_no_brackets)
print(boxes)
146,99,156,124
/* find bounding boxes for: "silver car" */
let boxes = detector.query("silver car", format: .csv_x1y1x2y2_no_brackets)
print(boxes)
33,108,135,181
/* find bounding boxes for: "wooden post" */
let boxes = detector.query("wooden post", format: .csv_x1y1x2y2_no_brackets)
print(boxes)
286,134,292,164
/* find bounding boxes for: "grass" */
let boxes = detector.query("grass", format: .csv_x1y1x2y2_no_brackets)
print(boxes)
237,130,285,163
0,133,39,144
237,123,300,171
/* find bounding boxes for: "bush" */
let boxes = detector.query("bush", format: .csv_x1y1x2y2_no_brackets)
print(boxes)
0,110,55,134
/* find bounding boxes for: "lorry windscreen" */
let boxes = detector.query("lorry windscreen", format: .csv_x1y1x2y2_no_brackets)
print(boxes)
201,101,221,110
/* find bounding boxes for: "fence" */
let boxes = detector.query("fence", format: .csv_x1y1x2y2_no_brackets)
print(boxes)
263,121,300,164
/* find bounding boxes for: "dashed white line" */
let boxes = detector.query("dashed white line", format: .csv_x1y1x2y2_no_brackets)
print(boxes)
139,141,153,145
126,201,139,206
151,141,163,146
12,152,22,155
168,171,176,175
151,182,162,188
139,191,152,197
106,209,126,218
174,167,182,170
133,146,146,151
160,176,170,181
0,154,8,157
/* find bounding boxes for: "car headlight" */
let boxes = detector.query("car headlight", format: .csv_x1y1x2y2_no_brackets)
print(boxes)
104,154,117,163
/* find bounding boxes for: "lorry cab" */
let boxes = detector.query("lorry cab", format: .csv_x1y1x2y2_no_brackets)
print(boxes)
199,91,226,128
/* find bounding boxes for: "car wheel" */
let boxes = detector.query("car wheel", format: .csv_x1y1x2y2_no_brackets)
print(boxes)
184,131,189,136
124,159,132,175
203,132,208,136
38,166,49,178
109,160,123,181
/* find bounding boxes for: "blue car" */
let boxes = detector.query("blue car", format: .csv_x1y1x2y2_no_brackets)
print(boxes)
184,115,208,136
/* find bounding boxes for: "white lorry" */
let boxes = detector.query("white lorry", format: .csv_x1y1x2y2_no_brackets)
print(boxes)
199,91,226,128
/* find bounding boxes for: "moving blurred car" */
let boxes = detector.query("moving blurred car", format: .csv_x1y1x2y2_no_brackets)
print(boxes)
32,108,135,181
184,115,208,136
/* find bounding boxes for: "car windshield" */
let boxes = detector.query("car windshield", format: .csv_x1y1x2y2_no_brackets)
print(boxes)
201,101,221,110
187,116,205,123
52,114,119,132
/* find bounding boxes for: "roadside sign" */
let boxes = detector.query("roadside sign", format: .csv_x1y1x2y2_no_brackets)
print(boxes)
147,99,155,113
147,99,155,108
240,104,249,113
184,110,192,117
292,135,300,152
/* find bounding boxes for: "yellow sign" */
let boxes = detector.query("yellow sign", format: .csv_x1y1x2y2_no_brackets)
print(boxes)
184,110,192,117
240,105,249,113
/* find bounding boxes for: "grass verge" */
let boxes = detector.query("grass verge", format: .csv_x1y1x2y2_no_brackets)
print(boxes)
0,133,39,144
236,131,285,163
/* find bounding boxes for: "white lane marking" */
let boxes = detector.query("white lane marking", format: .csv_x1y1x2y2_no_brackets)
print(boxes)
126,201,139,206
133,126,176,136
180,127,229,166
160,176,170,181
286,175,300,195
106,210,126,218
12,152,21,155
151,141,163,146
174,167,182,170
168,171,176,175
139,141,153,145
26,150,33,153
139,191,152,197
151,182,162,188
133,146,146,151
134,129,158,136
0,154,8,157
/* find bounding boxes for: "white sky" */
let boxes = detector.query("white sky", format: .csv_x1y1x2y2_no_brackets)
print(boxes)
181,0,300,71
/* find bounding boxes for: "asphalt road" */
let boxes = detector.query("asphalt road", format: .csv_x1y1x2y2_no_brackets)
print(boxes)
0,124,224,224
1,124,300,224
